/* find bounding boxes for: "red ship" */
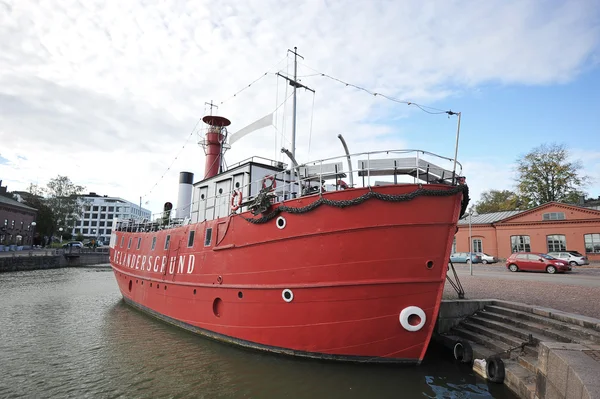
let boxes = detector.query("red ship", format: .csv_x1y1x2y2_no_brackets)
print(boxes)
109,49,469,364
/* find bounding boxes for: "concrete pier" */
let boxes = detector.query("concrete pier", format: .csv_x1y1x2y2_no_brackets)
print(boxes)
0,250,110,273
435,299,600,399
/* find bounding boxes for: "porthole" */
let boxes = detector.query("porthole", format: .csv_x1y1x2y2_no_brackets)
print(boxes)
218,188,223,194
282,289,294,302
276,216,286,230
238,291,243,299
150,283,153,287
157,284,160,289
426,260,434,269
193,289,196,295
128,280,132,292
164,285,167,290
201,194,205,200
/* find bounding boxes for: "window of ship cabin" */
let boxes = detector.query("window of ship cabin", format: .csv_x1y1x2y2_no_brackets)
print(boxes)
151,236,157,250
188,230,195,248
137,237,142,250
120,236,124,247
204,228,212,247
164,235,171,250
127,237,132,249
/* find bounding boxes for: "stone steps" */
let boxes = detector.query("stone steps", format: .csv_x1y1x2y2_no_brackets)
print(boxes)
438,300,600,399
483,305,600,344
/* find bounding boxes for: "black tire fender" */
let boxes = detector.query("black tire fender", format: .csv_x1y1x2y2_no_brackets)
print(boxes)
453,339,473,364
486,356,505,383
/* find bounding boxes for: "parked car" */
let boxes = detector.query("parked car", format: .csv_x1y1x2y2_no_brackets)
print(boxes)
450,252,482,263
547,251,589,266
475,252,498,264
506,252,571,274
62,241,83,249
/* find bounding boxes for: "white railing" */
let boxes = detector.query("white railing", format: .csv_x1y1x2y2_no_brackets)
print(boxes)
115,149,463,232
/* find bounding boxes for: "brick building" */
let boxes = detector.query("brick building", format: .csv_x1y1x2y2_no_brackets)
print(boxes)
454,202,600,262
0,193,38,246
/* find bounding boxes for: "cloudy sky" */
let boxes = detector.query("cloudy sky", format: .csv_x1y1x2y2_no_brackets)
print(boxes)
1,0,599,215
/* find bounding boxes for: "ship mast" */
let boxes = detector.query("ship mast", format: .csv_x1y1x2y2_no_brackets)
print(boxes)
276,47,315,160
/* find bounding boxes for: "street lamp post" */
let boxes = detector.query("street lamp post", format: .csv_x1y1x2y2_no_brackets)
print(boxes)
59,227,63,244
468,210,478,276
31,222,37,248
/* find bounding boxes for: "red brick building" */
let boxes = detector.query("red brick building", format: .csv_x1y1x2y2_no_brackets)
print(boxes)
454,202,600,262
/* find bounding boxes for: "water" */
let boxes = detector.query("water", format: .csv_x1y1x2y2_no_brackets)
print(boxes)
0,267,516,398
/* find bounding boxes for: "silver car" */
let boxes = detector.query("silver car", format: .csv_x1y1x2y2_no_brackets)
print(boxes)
547,251,589,266
476,252,498,264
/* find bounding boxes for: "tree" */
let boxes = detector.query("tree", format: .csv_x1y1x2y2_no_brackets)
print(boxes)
516,143,588,207
474,189,524,213
45,176,86,235
22,184,55,239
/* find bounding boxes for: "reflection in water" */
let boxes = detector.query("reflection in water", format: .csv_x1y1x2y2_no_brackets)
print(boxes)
0,267,516,398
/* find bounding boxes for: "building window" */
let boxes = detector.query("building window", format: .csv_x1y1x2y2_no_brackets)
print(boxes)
120,236,124,247
106,229,111,234
584,234,600,254
83,228,88,234
188,230,195,247
93,206,98,211
542,212,565,221
164,235,171,250
511,235,531,252
472,239,482,253
137,237,142,250
99,221,105,227
108,206,114,212
91,221,97,226
204,228,212,246
151,237,156,250
547,235,566,252
84,213,90,219
128,237,132,249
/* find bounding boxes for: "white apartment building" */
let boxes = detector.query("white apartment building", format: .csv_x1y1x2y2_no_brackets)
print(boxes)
70,193,151,244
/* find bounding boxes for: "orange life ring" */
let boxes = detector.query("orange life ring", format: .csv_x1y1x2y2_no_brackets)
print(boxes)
262,175,276,190
337,179,349,189
230,190,242,212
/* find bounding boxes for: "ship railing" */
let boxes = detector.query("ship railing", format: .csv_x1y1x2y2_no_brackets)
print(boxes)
114,149,463,231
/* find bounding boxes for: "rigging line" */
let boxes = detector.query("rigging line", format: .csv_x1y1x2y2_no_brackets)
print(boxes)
298,62,450,114
274,69,280,161
307,91,316,158
218,54,289,105
143,116,203,198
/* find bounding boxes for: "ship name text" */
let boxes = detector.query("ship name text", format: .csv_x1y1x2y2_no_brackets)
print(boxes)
111,250,196,274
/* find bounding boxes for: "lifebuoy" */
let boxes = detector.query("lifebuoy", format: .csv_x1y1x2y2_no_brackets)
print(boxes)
399,306,426,332
231,190,242,212
262,175,276,190
337,179,349,189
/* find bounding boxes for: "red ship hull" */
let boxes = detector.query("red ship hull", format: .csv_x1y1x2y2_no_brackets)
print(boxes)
110,184,465,364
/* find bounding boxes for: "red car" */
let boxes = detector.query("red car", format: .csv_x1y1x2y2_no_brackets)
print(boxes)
506,252,572,274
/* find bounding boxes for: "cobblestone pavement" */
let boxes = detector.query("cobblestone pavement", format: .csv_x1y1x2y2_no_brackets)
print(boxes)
444,264,600,320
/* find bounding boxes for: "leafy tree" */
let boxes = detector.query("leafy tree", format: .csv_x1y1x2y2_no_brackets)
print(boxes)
516,143,588,207
474,189,524,213
45,176,86,235
22,184,55,239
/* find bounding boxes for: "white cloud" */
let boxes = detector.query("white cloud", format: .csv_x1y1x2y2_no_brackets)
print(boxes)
1,0,599,214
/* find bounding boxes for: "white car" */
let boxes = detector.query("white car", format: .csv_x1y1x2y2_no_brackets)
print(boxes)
475,252,498,264
547,251,589,266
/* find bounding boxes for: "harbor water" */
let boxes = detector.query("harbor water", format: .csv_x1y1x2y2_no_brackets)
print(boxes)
0,266,517,398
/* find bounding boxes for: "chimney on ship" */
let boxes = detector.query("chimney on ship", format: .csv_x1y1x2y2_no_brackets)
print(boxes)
199,114,231,180
176,171,194,219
